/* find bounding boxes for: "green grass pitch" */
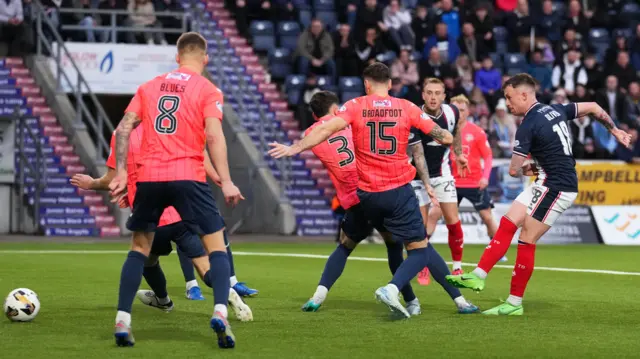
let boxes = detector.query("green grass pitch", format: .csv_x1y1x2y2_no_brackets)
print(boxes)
1,241,640,359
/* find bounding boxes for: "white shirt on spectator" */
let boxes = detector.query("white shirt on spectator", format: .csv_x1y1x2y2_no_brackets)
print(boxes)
551,58,588,94
0,0,23,23
383,7,411,30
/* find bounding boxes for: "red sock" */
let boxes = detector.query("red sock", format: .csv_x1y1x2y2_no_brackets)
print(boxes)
477,217,518,274
510,241,536,298
446,221,464,262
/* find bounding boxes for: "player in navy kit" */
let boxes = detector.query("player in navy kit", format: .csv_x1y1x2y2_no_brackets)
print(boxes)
409,78,469,284
446,74,632,315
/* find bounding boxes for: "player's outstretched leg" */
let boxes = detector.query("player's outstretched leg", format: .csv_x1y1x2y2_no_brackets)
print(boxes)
177,247,205,301
226,231,258,298
199,267,254,322
136,257,174,312
303,242,353,312
424,243,479,314
385,240,420,316
204,230,235,349
446,220,464,275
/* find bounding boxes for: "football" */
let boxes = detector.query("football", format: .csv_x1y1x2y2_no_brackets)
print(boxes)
3,288,40,322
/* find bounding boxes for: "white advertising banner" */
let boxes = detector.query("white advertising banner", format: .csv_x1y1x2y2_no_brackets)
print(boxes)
591,206,640,245
50,43,178,95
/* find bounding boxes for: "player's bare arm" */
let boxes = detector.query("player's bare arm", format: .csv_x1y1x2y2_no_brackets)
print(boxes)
109,112,140,198
410,143,439,207
428,124,453,145
452,120,469,177
508,153,528,177
269,117,348,158
576,102,632,148
203,149,222,187
205,117,244,206
70,168,116,191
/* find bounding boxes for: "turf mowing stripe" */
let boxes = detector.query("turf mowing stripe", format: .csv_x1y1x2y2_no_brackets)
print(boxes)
1,249,639,276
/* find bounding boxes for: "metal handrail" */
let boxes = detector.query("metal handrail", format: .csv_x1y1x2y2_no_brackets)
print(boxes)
13,107,47,233
58,8,189,40
34,0,114,164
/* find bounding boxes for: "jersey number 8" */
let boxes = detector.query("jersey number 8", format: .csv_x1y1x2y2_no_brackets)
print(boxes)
155,95,180,134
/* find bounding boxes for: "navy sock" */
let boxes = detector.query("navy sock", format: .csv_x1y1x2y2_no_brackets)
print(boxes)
202,270,213,288
224,231,236,277
390,247,429,291
425,243,462,300
318,243,353,290
385,241,416,302
177,247,196,282
117,251,147,313
208,251,230,306
143,262,168,299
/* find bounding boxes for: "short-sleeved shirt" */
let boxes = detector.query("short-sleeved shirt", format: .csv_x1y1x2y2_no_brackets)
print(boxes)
450,121,493,188
336,94,436,192
125,67,223,183
305,115,359,210
409,104,460,178
513,102,578,192
106,128,182,227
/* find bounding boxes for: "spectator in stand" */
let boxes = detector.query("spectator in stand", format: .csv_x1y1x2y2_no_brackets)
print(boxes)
537,0,563,45
420,46,456,84
0,0,28,56
230,0,273,39
99,0,127,42
436,0,460,40
595,75,629,130
605,35,631,71
584,0,623,28
458,22,488,68
551,88,570,105
390,49,419,87
336,0,357,28
469,3,494,52
564,0,589,40
614,128,640,164
443,76,465,99
334,23,358,77
607,52,638,91
295,18,336,79
626,81,640,129
155,0,183,44
382,0,414,51
460,71,475,96
60,0,98,42
296,73,321,130
491,98,516,158
355,27,387,73
274,0,297,21
390,77,420,104
411,3,435,53
570,116,600,159
474,56,501,108
423,22,460,65
504,0,533,53
631,24,640,72
125,0,167,44
527,50,552,94
570,84,592,102
455,54,474,80
551,49,588,97
583,53,604,93
555,29,584,60
355,0,385,40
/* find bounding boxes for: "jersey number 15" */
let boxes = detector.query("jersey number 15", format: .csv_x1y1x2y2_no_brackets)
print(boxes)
155,95,180,134
366,121,397,155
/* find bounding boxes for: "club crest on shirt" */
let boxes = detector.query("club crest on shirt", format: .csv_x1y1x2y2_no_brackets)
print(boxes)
216,101,222,112
373,100,391,108
465,134,474,142
420,113,429,120
409,133,415,140
165,72,191,81
338,105,347,112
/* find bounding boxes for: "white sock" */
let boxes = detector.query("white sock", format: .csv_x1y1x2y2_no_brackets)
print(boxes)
506,295,522,307
453,296,468,308
452,261,462,270
157,296,171,305
472,267,488,279
311,285,328,304
186,279,199,291
116,311,131,326
406,298,420,306
229,275,238,287
213,304,228,318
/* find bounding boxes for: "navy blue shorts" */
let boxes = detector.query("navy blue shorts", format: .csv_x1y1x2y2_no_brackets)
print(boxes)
356,183,427,243
341,204,374,242
457,187,494,211
127,180,225,235
152,221,207,258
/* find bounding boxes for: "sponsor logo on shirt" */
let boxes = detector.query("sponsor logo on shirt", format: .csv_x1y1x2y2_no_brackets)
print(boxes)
338,105,347,113
216,101,222,112
465,134,474,142
166,72,191,81
420,113,429,120
373,100,391,108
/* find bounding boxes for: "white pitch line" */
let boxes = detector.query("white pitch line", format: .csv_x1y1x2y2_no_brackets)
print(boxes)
1,249,639,276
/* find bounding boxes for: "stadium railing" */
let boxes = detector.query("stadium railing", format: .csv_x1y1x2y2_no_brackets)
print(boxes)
57,8,189,42
33,0,114,164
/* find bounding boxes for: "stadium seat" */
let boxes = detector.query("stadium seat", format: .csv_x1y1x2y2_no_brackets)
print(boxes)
620,3,640,28
285,74,306,105
493,26,507,42
316,11,338,30
278,21,301,50
268,48,292,80
591,43,609,64
613,28,632,39
552,1,566,16
316,75,334,87
504,53,527,75
377,50,397,64
299,10,312,28
313,0,334,11
489,52,503,71
250,21,275,52
588,28,609,45
339,77,364,103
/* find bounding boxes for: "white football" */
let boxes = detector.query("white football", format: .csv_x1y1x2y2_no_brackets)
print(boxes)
4,288,40,322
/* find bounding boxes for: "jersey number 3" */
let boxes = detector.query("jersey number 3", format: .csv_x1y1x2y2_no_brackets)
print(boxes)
552,122,572,156
328,136,355,167
155,95,180,134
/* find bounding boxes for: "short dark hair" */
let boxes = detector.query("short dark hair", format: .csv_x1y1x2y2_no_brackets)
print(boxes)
362,62,391,84
309,91,340,118
502,73,538,91
177,32,207,54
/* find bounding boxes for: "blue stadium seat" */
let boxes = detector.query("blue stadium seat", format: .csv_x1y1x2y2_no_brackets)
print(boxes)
292,0,310,10
313,0,334,11
268,48,293,80
250,21,275,52
613,28,632,40
339,76,364,102
504,53,527,75
493,26,507,42
278,21,301,50
591,43,609,64
299,10,312,28
489,52,503,70
316,11,338,30
286,74,306,105
552,1,566,16
377,50,397,64
316,75,334,87
621,3,640,28
588,28,609,45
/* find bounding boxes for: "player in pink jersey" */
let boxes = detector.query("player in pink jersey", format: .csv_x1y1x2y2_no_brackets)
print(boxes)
270,63,479,318
447,95,506,263
108,33,243,349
